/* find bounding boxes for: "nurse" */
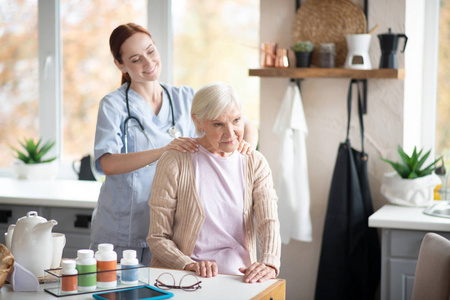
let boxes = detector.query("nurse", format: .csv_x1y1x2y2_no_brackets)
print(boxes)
91,23,258,265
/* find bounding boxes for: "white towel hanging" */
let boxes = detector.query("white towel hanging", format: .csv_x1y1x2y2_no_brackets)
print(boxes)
273,81,313,243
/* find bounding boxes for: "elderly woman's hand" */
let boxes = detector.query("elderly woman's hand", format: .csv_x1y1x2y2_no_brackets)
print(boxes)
239,262,276,283
184,261,218,278
166,137,199,153
237,139,254,155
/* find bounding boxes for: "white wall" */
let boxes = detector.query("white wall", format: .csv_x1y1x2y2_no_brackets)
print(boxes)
259,0,408,298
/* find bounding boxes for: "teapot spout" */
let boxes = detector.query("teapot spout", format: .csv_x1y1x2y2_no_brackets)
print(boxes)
34,219,58,232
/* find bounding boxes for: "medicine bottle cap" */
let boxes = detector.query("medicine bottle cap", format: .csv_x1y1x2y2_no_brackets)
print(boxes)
77,249,94,259
61,260,76,272
123,250,137,259
98,243,114,252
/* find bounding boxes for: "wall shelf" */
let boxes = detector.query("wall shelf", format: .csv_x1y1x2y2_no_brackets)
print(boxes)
249,67,405,114
248,67,405,80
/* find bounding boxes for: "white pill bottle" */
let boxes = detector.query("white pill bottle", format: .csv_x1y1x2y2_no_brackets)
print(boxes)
120,249,139,284
76,249,97,292
95,243,117,288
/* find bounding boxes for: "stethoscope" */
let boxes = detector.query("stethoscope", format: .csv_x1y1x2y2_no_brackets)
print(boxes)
124,82,181,155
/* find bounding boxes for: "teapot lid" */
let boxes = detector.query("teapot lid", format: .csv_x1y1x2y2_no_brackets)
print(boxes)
382,28,393,35
17,211,48,224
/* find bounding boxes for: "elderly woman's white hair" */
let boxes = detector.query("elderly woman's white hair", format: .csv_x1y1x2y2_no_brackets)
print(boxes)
191,82,243,136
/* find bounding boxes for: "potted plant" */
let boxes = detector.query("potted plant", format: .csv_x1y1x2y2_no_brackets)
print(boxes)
380,146,442,207
10,138,59,180
291,41,315,68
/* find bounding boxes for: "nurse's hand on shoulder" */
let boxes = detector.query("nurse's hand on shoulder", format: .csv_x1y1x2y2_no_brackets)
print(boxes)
237,139,254,155
239,262,276,283
166,137,199,153
184,261,218,278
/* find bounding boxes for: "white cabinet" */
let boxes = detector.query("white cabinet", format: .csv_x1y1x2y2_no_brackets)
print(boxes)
380,228,450,300
369,204,450,300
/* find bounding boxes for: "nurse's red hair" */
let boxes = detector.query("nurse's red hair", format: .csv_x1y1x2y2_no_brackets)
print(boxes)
109,23,153,84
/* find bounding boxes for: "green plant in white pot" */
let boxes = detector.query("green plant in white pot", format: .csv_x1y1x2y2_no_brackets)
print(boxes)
10,138,59,180
380,146,442,207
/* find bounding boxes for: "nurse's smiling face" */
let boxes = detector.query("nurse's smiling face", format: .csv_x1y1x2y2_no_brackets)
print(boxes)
114,32,161,83
194,103,244,157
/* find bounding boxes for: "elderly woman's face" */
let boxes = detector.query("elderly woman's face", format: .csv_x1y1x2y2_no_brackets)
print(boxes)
196,103,244,157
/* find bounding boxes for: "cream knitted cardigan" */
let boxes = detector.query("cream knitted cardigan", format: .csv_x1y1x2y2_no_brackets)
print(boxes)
147,149,281,275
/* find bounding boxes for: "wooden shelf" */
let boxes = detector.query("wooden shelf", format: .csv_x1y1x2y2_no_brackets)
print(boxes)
248,67,405,79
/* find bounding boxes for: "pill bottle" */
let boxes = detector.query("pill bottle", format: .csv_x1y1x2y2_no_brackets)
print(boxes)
76,249,97,292
61,260,77,294
95,243,117,288
120,250,139,284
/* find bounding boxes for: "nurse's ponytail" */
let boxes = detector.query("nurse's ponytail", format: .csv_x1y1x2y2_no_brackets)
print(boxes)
109,23,154,85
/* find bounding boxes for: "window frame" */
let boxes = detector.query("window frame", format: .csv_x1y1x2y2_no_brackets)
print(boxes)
38,0,61,162
420,0,439,155
147,0,172,85
403,0,439,158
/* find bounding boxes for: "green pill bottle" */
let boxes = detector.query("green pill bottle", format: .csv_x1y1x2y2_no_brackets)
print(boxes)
76,249,97,292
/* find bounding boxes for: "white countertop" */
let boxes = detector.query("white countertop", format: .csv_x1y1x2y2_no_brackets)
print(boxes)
0,177,101,209
0,267,285,300
369,203,450,232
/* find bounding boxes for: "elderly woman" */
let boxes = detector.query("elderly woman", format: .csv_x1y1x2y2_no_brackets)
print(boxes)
147,82,281,283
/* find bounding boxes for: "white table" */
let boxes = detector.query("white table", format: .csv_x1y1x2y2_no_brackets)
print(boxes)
369,203,450,231
0,268,285,300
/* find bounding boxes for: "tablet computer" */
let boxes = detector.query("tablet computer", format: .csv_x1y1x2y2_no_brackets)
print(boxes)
92,285,173,300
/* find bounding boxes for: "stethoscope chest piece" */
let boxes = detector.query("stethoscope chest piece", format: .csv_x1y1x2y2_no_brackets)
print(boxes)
168,126,181,138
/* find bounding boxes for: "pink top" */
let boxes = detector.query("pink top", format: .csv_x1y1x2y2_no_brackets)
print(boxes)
191,145,251,275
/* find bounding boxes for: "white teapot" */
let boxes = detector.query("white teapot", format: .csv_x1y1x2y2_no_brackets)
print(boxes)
8,211,57,278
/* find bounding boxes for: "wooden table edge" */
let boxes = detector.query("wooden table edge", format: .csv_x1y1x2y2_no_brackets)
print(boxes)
250,278,286,300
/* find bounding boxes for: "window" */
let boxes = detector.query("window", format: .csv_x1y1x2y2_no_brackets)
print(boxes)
0,0,39,168
437,0,450,161
61,0,147,165
1,0,259,176
172,0,260,125
0,0,147,174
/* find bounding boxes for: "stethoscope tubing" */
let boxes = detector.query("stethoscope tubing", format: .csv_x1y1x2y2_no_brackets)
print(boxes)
123,81,177,154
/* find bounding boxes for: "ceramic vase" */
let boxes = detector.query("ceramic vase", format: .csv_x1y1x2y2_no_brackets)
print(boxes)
380,172,441,207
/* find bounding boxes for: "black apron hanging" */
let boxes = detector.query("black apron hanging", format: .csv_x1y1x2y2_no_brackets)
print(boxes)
315,80,381,300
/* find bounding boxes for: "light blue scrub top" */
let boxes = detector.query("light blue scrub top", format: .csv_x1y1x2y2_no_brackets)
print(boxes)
92,83,197,248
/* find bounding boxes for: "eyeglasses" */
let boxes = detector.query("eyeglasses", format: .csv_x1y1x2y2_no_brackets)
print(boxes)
155,272,202,292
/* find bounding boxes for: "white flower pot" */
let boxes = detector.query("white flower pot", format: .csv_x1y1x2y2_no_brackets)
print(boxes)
380,172,441,207
11,160,59,180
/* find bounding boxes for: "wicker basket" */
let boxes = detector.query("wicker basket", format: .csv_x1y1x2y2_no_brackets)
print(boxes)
292,0,367,67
